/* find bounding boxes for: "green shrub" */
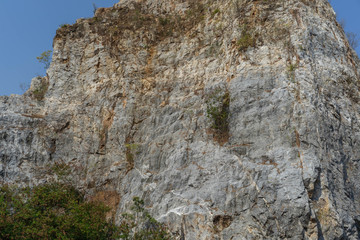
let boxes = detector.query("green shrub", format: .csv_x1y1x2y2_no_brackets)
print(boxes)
119,197,171,240
211,8,220,18
159,17,171,26
0,183,172,240
287,63,297,82
31,78,49,101
206,88,230,132
0,183,120,240
237,25,256,52
50,161,71,180
59,23,70,29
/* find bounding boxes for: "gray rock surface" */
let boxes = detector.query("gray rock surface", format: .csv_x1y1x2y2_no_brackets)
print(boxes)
1,0,360,239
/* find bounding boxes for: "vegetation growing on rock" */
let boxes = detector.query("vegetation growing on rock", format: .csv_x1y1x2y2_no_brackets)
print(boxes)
0,183,171,240
118,197,171,240
206,88,230,144
36,50,52,69
237,25,256,52
0,182,119,239
31,77,49,101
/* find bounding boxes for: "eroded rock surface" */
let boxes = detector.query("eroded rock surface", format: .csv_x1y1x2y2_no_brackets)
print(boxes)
1,0,360,239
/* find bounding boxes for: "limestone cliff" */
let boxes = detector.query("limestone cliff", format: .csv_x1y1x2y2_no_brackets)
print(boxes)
1,0,360,239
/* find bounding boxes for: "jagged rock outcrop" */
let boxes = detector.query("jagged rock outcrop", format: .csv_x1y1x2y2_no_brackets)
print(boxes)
1,0,360,239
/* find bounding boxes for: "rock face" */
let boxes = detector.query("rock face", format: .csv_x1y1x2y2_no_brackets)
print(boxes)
1,0,360,239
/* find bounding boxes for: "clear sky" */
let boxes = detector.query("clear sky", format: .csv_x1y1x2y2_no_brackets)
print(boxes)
0,0,359,96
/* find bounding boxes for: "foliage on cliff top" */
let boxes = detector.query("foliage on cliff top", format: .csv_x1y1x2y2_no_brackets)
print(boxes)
55,0,205,47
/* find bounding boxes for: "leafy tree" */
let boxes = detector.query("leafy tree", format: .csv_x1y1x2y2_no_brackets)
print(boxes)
36,50,52,69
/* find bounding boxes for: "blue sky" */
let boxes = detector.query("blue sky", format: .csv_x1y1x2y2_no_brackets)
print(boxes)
0,0,359,96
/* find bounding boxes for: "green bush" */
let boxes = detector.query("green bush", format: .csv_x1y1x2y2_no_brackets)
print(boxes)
59,23,70,29
119,197,171,240
31,77,49,101
237,25,256,52
286,63,297,82
211,8,220,18
0,183,120,240
206,88,230,132
0,183,172,240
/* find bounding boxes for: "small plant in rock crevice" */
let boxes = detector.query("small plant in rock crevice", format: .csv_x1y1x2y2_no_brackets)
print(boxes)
206,88,230,131
118,197,171,240
50,161,71,180
59,23,70,29
211,8,220,18
125,143,141,173
31,77,49,101
237,25,256,52
286,63,298,82
205,88,230,145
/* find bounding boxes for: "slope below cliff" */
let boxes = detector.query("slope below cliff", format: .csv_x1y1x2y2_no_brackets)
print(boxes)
1,0,360,239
